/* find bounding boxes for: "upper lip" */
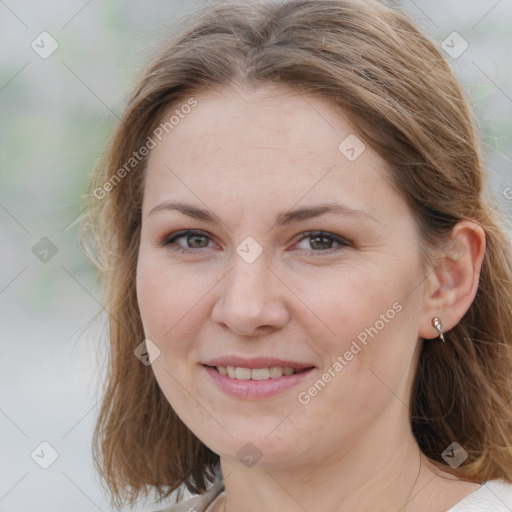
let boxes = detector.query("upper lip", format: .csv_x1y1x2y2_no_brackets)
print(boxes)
203,356,315,370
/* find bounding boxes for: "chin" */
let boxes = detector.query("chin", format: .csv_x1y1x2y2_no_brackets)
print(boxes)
200,424,304,467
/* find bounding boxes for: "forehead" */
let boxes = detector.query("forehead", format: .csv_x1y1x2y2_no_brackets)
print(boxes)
142,84,397,217
149,85,354,166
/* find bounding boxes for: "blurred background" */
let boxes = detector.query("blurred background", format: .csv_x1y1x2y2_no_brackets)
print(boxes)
0,1,511,511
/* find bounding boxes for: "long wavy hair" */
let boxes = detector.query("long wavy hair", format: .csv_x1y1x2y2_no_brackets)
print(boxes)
79,0,512,507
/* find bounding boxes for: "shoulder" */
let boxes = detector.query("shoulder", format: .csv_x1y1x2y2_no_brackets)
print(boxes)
151,481,225,512
448,480,512,511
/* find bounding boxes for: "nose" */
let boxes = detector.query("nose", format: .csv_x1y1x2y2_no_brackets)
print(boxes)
211,255,290,336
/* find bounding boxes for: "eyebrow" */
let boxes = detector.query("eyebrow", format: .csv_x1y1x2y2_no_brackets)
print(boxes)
148,200,377,227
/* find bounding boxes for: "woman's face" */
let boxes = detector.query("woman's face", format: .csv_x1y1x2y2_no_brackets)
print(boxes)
136,85,430,469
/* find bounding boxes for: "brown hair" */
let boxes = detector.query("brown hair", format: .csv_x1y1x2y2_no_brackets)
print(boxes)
79,0,512,506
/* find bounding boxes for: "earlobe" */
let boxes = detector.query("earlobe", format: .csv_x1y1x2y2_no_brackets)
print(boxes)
419,220,486,340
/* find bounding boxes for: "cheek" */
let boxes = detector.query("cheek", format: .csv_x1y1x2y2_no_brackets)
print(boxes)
285,262,398,347
293,259,420,392
136,251,212,345
136,253,211,421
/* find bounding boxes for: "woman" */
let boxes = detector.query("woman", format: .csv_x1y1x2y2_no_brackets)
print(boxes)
80,0,512,510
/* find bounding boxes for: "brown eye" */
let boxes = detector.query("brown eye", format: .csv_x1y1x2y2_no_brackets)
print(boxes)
294,231,351,252
184,233,210,248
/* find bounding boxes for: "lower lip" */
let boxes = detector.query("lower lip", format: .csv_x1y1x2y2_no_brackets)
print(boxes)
203,365,316,399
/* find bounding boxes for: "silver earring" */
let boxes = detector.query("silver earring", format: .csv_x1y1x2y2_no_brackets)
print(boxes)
431,316,446,343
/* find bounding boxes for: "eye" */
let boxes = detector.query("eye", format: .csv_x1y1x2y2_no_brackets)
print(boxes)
162,230,215,253
161,229,351,255
293,231,351,252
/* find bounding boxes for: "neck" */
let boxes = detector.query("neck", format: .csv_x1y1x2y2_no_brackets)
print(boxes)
218,420,441,512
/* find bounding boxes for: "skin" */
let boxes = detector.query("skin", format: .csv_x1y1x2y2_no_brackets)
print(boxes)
136,84,485,512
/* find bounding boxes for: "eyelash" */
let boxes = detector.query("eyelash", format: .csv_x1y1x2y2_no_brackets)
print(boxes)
161,229,351,255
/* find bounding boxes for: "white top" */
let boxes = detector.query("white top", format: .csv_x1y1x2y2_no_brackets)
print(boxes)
155,479,512,511
446,480,512,511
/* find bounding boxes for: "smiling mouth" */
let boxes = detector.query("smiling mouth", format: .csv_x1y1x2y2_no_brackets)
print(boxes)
207,365,313,380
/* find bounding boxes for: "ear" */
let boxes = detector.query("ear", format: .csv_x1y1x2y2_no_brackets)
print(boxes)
419,219,486,340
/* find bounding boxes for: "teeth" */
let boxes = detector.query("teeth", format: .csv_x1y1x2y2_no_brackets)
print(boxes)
251,368,269,380
235,367,251,380
269,366,283,378
215,366,303,380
